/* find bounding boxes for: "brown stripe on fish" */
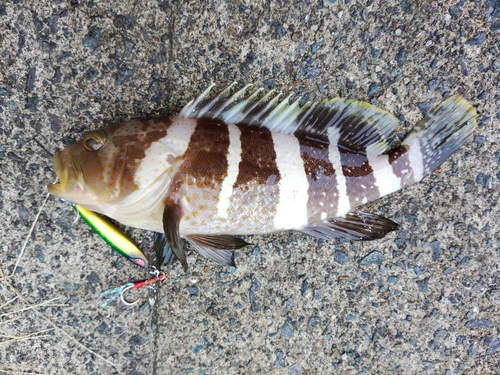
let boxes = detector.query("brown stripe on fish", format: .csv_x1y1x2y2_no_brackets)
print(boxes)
233,126,280,188
170,120,230,192
168,120,230,231
225,125,282,232
340,149,379,207
298,136,338,222
389,144,415,188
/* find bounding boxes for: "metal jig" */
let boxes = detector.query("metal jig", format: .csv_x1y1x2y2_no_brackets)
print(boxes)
72,204,150,270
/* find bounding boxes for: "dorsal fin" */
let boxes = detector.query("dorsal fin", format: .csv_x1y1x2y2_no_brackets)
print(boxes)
179,83,399,154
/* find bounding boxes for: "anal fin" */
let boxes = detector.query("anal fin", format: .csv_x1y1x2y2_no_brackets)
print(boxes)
187,234,250,250
186,234,251,267
301,211,398,241
189,241,235,267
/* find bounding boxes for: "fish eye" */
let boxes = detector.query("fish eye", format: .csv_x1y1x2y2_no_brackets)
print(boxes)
83,130,107,152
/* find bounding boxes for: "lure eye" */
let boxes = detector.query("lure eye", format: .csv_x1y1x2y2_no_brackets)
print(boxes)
83,131,107,152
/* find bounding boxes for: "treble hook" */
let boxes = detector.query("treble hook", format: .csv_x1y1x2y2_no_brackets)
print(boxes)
99,270,167,308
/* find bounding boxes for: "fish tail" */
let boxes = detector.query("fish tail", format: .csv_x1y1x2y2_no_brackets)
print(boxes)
401,95,477,184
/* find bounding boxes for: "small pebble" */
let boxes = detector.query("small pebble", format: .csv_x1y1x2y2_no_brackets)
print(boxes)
8,101,18,110
448,4,462,19
191,344,204,354
466,33,487,46
18,203,29,222
308,317,321,329
431,240,441,262
189,286,199,297
333,250,348,265
491,22,500,32
428,79,440,91
465,318,492,329
476,172,489,188
280,322,293,338
249,291,259,312
301,279,308,297
443,267,453,275
250,274,261,292
434,329,448,340
416,99,436,115
468,341,479,357
359,251,384,265
275,351,286,367
302,65,321,79
367,82,382,98
86,271,100,284
474,135,485,146
487,339,500,354
83,26,103,50
116,68,134,85
415,277,429,293
288,363,302,374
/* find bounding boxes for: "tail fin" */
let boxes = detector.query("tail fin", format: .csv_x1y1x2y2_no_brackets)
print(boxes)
402,95,477,182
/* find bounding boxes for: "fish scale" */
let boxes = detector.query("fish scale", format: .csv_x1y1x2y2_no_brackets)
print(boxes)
48,85,478,271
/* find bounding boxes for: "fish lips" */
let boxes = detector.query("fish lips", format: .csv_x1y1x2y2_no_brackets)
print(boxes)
48,150,88,200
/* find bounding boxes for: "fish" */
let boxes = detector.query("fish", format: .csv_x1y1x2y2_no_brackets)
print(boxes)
48,83,477,271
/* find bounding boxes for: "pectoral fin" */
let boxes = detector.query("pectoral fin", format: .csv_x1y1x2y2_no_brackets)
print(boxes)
301,211,398,241
162,200,188,271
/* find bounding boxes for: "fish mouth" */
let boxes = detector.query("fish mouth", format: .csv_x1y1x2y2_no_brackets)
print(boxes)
47,150,87,199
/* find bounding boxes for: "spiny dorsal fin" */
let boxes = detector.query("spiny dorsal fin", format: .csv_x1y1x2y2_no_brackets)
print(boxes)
179,83,399,154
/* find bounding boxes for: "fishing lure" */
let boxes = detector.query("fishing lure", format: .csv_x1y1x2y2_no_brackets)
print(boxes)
74,204,167,307
73,204,149,269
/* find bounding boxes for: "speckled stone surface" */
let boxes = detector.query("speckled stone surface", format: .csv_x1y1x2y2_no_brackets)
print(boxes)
1,1,499,374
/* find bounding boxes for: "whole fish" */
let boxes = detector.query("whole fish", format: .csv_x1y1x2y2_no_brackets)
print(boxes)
48,83,477,271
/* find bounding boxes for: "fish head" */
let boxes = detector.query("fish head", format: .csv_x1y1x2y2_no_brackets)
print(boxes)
48,128,117,206
48,118,175,208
